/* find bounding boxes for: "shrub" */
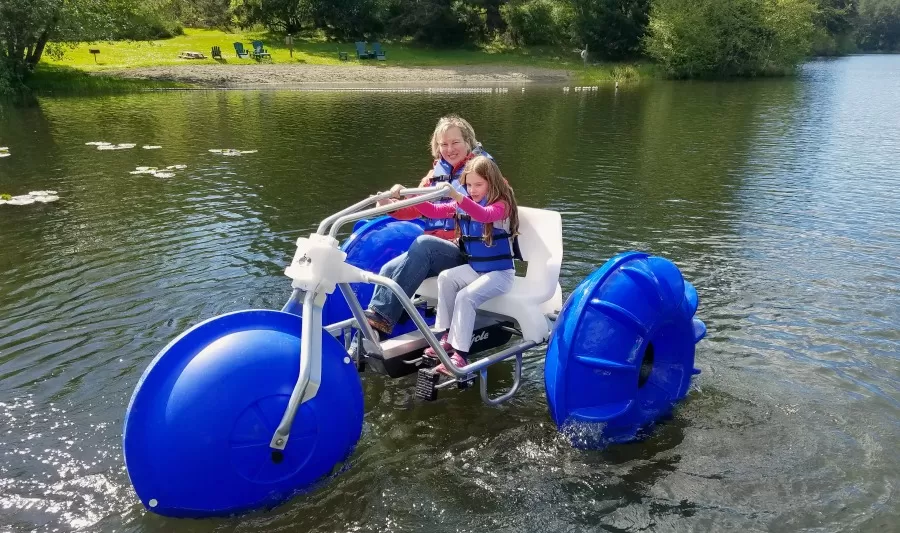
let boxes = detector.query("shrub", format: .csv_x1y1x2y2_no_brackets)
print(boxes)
644,0,816,78
501,0,574,46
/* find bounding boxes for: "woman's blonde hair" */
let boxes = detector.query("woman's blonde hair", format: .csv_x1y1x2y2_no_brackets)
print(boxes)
458,156,519,246
430,115,479,160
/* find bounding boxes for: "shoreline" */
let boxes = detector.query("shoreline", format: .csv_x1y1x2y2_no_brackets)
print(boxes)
93,64,573,87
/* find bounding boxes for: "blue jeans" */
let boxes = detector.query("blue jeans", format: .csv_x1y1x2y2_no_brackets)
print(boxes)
368,235,464,330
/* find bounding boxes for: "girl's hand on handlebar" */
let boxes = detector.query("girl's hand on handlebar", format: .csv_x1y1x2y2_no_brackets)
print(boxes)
441,182,464,202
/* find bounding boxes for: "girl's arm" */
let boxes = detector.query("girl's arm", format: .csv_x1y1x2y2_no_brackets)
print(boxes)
414,201,457,219
457,196,508,223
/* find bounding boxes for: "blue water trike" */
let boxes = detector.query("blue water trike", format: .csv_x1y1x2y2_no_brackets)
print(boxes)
123,187,705,517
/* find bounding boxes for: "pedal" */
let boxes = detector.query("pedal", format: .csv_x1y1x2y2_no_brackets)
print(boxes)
415,369,440,401
419,354,439,369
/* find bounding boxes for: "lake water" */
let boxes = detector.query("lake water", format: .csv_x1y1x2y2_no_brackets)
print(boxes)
0,55,898,532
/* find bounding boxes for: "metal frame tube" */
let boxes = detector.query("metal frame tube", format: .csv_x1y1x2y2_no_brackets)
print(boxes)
270,290,322,450
316,187,443,236
338,283,379,346
363,273,460,375
327,188,447,239
280,288,303,313
480,353,523,405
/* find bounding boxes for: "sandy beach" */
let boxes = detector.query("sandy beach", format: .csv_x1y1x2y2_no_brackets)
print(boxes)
97,64,572,87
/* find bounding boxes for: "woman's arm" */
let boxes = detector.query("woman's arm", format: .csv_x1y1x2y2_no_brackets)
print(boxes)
380,170,436,219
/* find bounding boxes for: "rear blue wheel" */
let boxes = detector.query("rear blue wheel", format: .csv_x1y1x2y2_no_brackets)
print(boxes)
545,252,704,447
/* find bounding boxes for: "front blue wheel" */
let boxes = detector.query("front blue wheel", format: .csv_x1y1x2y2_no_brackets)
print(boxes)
123,309,364,517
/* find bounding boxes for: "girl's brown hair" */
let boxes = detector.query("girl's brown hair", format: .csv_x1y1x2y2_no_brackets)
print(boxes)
458,156,519,246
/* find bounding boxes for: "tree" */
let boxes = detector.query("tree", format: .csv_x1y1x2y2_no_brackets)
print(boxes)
857,0,900,51
312,0,383,40
167,0,234,29
0,0,177,89
572,0,651,60
644,0,816,78
234,0,315,34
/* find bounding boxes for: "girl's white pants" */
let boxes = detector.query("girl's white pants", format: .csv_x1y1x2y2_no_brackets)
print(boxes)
435,264,515,352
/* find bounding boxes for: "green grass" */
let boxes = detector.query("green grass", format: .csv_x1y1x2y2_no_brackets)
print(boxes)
39,28,656,86
26,64,188,94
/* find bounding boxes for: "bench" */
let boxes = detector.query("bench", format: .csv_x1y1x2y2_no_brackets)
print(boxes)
415,206,564,343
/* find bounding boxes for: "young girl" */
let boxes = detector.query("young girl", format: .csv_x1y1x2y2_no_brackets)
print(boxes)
362,115,492,338
403,155,520,376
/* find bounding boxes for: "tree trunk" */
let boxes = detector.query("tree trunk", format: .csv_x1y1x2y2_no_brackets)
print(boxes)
26,28,53,72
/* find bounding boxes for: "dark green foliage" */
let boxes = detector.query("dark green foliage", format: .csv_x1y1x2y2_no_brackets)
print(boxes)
644,0,817,78
501,0,573,45
572,0,651,60
857,0,900,51
168,0,234,29
236,0,314,34
313,0,383,40
811,0,857,55
384,0,480,46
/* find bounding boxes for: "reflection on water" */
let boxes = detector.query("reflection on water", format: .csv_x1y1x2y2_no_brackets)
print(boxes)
0,56,898,532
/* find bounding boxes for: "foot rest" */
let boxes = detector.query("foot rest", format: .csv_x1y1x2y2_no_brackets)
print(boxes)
415,369,439,401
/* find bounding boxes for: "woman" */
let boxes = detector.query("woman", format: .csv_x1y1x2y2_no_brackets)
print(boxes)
363,115,492,337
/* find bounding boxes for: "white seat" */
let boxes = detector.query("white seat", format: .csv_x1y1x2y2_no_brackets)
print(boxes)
416,206,563,343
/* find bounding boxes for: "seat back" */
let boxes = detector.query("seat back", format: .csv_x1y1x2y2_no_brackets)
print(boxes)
515,206,563,303
252,40,264,51
233,42,244,53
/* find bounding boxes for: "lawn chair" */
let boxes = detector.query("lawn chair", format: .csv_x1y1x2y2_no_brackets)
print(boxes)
251,41,272,61
233,42,249,59
373,42,386,61
211,46,223,60
355,42,374,60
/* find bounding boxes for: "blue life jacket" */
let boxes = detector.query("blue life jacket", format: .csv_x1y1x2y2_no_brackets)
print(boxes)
457,197,516,273
423,145,492,233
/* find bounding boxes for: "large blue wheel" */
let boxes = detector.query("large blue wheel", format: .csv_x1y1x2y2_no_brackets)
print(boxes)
123,310,364,517
545,252,705,448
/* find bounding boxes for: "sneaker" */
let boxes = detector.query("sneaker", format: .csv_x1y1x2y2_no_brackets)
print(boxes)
434,352,468,377
423,333,451,359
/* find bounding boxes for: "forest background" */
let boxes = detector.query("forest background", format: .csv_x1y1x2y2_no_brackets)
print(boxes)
1,0,898,94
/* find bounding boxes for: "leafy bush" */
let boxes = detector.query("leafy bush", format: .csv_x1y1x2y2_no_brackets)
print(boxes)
857,0,900,51
644,0,816,78
453,0,490,43
315,0,384,40
573,0,651,60
501,0,574,46
385,0,468,46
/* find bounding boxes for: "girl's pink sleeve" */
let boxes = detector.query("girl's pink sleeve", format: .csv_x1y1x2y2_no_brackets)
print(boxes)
414,201,457,219
457,197,508,223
